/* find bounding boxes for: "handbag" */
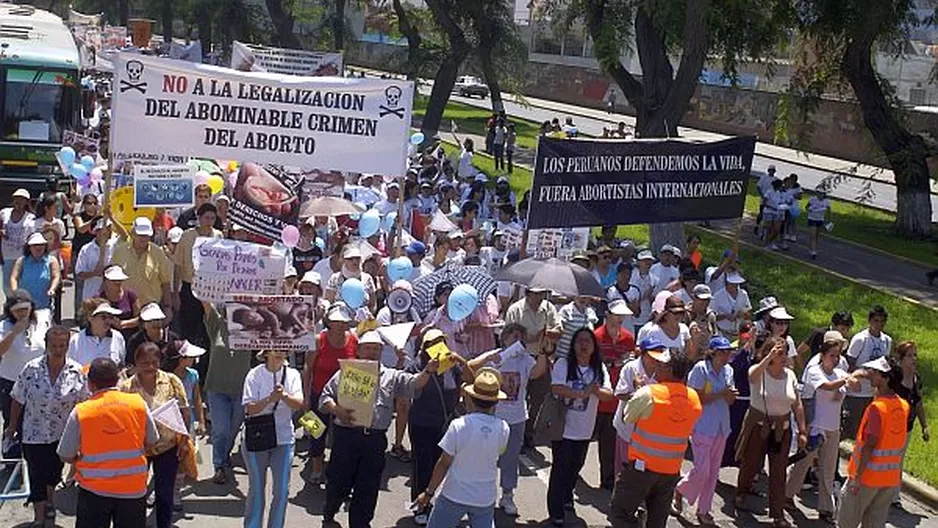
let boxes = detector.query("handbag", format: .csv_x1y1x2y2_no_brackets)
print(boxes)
533,394,567,445
244,367,286,452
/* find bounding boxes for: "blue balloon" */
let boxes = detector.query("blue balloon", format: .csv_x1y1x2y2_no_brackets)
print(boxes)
790,203,801,218
80,155,95,171
341,278,366,309
382,211,398,233
59,146,76,166
359,209,381,238
410,132,425,145
447,284,479,322
315,237,325,251
387,256,413,282
71,163,88,178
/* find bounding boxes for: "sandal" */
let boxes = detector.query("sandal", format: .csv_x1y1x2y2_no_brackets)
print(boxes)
772,518,793,528
697,513,718,527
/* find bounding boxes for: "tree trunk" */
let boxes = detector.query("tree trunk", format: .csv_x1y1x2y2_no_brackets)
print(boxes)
843,33,933,237
119,0,129,25
392,0,422,80
161,0,173,43
421,51,467,138
197,0,212,56
265,0,301,49
479,51,504,113
333,0,346,50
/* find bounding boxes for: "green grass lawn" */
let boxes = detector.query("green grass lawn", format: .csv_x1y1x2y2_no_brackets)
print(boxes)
456,142,938,486
427,94,937,266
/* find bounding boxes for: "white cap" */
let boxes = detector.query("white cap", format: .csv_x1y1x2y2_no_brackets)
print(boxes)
133,217,154,236
861,357,892,374
636,250,654,261
139,303,166,322
358,331,383,345
167,226,184,243
725,272,746,284
26,232,47,245
103,265,129,281
179,341,207,358
607,299,633,316
660,244,676,254
284,266,298,279
92,303,122,317
768,306,794,320
93,218,112,232
449,230,464,240
344,247,363,259
12,188,30,199
474,174,488,183
671,247,683,258
300,271,321,285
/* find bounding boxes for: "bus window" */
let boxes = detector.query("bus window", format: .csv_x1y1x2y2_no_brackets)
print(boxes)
1,68,79,143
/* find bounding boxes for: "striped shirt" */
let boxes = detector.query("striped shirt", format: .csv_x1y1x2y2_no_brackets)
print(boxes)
556,302,598,358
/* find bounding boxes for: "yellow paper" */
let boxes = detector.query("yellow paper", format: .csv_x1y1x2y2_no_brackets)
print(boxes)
337,359,380,428
299,411,327,439
426,342,455,374
356,318,378,336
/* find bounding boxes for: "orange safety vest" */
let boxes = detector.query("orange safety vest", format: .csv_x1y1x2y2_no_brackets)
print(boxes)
628,382,702,475
848,395,910,488
74,389,150,498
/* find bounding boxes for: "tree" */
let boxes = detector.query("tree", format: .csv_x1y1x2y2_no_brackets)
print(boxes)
419,0,472,139
463,0,528,114
782,1,934,237
161,0,173,43
544,0,792,248
265,0,302,48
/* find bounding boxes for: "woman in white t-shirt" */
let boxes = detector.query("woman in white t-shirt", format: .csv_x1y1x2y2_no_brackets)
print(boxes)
785,337,857,523
734,336,807,527
547,328,613,525
242,349,304,528
805,189,831,258
0,290,50,424
466,323,549,517
637,294,697,359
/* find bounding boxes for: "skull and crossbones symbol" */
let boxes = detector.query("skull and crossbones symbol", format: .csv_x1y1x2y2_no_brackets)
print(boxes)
379,86,405,119
119,60,148,94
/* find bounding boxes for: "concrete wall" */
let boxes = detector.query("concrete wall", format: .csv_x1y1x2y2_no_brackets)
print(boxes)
346,43,938,168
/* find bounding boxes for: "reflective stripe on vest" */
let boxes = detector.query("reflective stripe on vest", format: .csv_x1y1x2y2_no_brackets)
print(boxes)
848,395,909,488
75,390,150,497
628,382,702,475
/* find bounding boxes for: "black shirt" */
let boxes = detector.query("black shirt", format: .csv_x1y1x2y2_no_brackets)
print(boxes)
176,207,198,230
292,245,323,276
126,328,180,366
895,375,923,432
72,212,99,257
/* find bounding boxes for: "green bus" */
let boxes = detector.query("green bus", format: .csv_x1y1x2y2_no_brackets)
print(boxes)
0,3,82,200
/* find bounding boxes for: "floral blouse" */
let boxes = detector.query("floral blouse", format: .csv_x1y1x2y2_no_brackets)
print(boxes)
11,355,89,444
119,370,188,456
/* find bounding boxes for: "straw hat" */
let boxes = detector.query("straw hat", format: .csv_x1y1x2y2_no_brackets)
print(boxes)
462,367,507,402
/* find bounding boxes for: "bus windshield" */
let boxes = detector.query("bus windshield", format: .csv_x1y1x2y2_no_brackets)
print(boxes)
1,67,79,144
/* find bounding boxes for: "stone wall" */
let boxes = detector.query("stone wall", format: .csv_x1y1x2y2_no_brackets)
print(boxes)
346,43,938,168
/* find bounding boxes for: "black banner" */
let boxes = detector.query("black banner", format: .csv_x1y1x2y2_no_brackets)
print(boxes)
527,136,756,229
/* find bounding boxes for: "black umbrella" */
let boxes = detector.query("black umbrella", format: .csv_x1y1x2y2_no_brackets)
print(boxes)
495,257,604,298
412,263,498,317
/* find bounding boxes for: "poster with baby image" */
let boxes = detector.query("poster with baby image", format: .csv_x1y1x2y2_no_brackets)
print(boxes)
226,295,317,351
191,237,287,302
226,163,346,240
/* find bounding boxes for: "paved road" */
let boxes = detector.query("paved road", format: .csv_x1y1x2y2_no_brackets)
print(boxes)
413,83,938,222
2,426,934,527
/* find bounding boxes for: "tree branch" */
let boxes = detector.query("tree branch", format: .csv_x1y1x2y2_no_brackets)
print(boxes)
583,0,642,104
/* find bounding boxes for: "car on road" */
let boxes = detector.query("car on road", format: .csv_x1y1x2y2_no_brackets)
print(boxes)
454,76,489,98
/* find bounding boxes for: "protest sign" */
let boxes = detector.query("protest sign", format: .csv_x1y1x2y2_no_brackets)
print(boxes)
426,341,456,374
226,164,345,240
377,322,415,350
151,398,188,435
231,41,343,77
299,411,327,439
103,26,128,51
337,359,380,428
525,227,590,260
226,295,317,351
110,53,413,174
109,186,156,231
68,9,102,27
191,238,287,302
133,164,195,208
527,137,756,229
62,130,100,158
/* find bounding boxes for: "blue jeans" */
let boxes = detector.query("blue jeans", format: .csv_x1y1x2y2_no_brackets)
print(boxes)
498,421,525,491
243,443,293,528
427,494,495,528
208,391,245,470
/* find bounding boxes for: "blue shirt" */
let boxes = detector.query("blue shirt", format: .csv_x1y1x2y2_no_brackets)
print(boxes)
180,367,199,427
19,254,52,309
687,359,734,437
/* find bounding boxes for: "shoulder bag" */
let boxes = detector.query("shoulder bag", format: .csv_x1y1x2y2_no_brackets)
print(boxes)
244,367,286,452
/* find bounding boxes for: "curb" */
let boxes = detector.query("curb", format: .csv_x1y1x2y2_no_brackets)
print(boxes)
688,225,938,313
838,440,938,511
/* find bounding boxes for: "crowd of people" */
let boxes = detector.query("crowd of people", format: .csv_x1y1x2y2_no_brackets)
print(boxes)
0,96,929,528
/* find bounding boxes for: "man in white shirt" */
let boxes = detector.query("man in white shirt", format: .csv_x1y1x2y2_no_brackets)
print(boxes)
650,245,680,293
710,272,751,337
630,251,657,332
74,219,118,302
412,368,510,527
843,305,893,440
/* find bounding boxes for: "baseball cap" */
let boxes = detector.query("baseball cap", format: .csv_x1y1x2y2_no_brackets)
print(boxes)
725,272,746,284
167,226,184,243
133,217,154,236
636,250,654,261
607,299,633,316
768,306,794,320
300,271,322,285
474,174,488,183
103,265,129,281
861,357,891,374
179,341,207,358
284,266,298,279
12,188,30,199
423,328,446,346
823,330,847,345
692,284,712,300
449,230,464,240
92,303,122,317
496,176,509,185
660,244,676,254
406,241,427,256
139,303,166,322
709,336,735,350
344,247,363,259
387,181,400,190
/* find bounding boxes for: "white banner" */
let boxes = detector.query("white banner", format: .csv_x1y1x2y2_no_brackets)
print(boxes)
231,41,343,76
110,53,413,175
103,26,127,50
191,238,287,302
69,9,102,27
525,227,590,261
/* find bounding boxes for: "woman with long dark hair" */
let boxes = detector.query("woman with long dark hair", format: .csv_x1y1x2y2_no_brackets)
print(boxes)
547,327,614,526
891,341,930,508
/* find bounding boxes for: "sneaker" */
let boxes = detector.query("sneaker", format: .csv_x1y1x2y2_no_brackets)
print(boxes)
499,495,518,516
212,468,227,485
389,444,412,462
413,512,430,526
767,243,779,251
810,251,818,260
